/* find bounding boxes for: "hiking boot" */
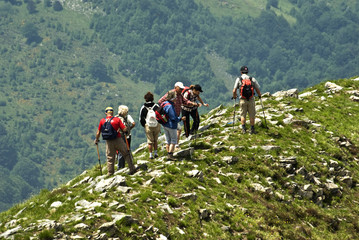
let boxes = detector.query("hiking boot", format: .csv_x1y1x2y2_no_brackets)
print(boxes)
167,153,176,161
128,168,137,175
154,153,159,158
250,128,257,135
241,128,247,134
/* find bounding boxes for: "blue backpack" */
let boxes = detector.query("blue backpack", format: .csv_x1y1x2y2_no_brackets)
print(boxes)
101,117,117,140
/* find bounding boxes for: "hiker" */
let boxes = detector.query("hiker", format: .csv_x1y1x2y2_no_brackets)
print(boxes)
94,107,136,176
182,84,209,137
232,66,262,134
160,90,186,160
116,105,135,169
139,92,162,159
158,82,197,148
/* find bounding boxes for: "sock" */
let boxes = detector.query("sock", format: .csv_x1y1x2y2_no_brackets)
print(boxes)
242,124,246,129
154,150,158,154
150,152,153,158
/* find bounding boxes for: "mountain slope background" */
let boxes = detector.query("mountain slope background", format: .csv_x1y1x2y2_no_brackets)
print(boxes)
0,0,359,211
0,78,358,239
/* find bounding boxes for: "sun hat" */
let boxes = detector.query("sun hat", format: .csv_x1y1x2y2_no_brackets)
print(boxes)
174,82,184,89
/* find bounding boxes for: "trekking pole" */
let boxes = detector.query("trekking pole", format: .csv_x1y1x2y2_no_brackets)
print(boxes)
232,97,236,130
124,133,135,164
96,143,103,175
259,97,269,129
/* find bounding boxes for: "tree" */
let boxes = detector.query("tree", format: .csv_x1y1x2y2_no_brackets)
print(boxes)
26,0,37,14
88,60,112,82
53,1,63,11
266,0,278,10
44,0,51,7
21,22,42,44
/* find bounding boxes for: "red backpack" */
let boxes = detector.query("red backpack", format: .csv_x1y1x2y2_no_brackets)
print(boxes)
240,76,254,100
155,102,171,125
181,86,191,96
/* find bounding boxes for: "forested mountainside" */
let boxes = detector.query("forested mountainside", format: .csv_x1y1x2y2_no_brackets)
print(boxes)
0,0,359,212
0,78,358,239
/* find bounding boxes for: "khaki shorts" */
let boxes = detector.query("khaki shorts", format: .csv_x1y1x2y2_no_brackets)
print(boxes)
240,98,256,119
145,124,161,144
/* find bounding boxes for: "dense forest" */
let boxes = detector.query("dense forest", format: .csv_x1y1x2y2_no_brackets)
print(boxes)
0,0,358,212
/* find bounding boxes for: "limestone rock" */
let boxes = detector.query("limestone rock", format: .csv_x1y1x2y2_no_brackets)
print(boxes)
222,156,239,165
50,201,63,208
273,88,299,98
93,175,127,192
0,226,23,239
186,170,204,182
179,193,197,201
325,82,343,93
173,147,194,158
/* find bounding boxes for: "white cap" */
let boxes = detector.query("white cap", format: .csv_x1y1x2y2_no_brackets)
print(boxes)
174,82,184,89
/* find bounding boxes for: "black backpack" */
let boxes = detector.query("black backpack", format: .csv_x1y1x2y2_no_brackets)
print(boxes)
101,117,118,140
240,76,254,100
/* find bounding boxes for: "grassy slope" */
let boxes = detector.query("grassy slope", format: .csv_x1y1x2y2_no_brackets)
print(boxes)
0,1,162,190
1,77,358,239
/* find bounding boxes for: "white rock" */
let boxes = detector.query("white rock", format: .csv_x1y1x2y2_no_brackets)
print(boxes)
0,226,23,239
325,82,343,93
74,223,89,229
50,201,63,208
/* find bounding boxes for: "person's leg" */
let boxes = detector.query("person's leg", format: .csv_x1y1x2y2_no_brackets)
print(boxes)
117,136,126,169
240,99,248,133
106,140,116,176
167,128,177,160
116,137,135,174
145,125,155,158
190,109,199,134
153,125,161,157
182,109,190,137
248,100,257,134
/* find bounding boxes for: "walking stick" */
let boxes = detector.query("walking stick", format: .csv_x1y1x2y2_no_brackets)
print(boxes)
259,97,269,129
96,143,102,175
124,134,135,164
232,97,236,130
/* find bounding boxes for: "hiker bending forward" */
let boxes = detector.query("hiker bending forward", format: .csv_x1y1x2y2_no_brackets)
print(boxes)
94,107,136,176
139,92,161,159
158,82,197,148
182,84,209,137
161,91,186,160
232,66,262,134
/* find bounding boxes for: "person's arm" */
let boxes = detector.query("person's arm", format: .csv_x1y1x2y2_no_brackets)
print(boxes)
94,129,101,144
128,115,135,129
158,93,167,105
139,106,146,127
197,95,209,107
232,78,240,99
94,120,103,144
180,93,197,107
253,79,262,98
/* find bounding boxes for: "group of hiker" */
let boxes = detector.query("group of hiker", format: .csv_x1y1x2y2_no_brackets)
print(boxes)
94,66,262,176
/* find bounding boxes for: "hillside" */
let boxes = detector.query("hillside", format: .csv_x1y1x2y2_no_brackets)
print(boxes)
1,0,359,213
1,78,358,239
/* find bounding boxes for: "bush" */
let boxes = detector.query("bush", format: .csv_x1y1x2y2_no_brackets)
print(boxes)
53,1,63,11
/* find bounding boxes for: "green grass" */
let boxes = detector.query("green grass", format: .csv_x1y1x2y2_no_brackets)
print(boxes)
1,76,359,238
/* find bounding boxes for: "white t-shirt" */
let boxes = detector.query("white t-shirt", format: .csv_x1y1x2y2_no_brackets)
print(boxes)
233,74,260,99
